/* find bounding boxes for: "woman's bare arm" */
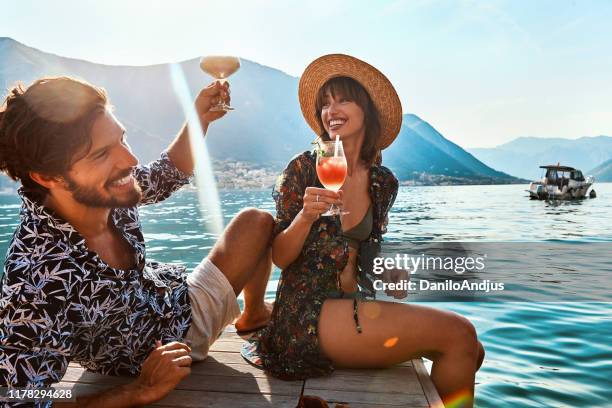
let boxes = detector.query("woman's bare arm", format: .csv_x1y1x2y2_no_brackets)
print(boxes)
272,210,314,269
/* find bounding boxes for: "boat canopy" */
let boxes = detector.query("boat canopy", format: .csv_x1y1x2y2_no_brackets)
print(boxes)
539,165,576,171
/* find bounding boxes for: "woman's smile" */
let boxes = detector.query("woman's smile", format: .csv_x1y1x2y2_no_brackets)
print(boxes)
328,118,346,132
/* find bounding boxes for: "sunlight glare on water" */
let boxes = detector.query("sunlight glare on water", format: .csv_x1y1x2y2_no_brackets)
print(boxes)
1,181,611,407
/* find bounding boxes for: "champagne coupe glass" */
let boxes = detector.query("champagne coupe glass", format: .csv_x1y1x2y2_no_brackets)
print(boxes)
199,56,241,111
316,140,348,216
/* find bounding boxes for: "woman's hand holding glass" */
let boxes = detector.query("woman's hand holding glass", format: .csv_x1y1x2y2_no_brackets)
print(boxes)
315,140,348,216
299,187,343,223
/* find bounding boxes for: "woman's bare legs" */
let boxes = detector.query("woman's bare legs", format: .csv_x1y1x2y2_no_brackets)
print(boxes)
318,299,484,408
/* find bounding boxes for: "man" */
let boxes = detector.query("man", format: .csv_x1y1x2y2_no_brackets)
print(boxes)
0,77,273,407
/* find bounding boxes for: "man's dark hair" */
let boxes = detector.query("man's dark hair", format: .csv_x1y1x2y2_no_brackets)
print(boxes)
315,76,382,167
0,76,108,198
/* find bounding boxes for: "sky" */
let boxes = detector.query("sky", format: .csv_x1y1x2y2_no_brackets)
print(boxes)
2,0,611,148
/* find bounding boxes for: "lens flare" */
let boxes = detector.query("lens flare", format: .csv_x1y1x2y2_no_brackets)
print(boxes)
362,301,382,319
383,337,399,348
169,63,224,236
444,389,473,408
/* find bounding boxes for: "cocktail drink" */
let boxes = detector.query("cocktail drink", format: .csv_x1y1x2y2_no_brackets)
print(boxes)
199,56,241,111
316,140,347,216
317,157,347,191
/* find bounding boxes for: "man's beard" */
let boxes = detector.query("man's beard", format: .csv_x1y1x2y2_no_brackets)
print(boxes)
64,171,142,208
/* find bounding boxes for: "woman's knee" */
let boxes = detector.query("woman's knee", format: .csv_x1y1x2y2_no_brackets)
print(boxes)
443,313,479,357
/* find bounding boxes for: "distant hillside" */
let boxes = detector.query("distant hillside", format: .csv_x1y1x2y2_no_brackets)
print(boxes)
589,159,612,182
385,114,518,183
469,136,612,180
0,37,310,166
1,37,518,191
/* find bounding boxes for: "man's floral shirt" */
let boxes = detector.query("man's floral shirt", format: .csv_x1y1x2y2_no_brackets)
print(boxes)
0,153,193,406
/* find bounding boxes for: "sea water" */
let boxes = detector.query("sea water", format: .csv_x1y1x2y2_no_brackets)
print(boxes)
1,183,611,407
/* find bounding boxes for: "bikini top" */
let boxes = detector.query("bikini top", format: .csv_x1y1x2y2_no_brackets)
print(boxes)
342,205,373,250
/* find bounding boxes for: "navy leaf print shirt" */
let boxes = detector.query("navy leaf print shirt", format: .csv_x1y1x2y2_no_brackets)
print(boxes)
0,152,193,407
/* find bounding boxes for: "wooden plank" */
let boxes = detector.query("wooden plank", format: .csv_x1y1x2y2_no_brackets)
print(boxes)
209,339,244,353
190,358,275,378
61,367,302,396
320,366,415,379
174,375,301,396
56,382,116,397
154,390,300,408
57,383,300,408
66,359,272,380
211,335,245,342
203,351,250,365
301,389,429,407
335,405,427,408
412,359,445,408
64,363,434,406
62,328,438,408
305,368,423,394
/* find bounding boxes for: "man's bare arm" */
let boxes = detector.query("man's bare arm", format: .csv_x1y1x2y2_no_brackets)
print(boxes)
166,82,229,175
55,341,192,408
55,382,146,408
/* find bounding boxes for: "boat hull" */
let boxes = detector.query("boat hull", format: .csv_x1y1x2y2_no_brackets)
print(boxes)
528,182,593,200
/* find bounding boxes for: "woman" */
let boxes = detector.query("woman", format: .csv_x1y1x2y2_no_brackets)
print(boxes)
244,54,484,407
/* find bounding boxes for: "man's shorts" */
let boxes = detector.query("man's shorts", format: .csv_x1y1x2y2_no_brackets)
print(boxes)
184,258,241,361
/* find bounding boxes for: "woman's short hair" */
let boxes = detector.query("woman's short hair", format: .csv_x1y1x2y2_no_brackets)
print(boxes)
314,76,382,166
0,76,108,198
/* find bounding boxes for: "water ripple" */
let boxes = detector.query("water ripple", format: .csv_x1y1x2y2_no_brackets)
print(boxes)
1,184,610,406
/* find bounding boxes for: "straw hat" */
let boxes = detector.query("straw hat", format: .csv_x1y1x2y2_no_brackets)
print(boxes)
298,54,402,150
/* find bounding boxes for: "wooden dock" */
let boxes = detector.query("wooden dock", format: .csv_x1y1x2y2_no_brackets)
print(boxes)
59,328,444,407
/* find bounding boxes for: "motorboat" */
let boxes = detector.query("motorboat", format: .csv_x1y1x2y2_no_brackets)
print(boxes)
527,164,595,200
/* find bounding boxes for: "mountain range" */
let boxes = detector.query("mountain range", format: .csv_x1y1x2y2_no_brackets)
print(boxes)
468,136,612,181
0,37,543,191
388,114,516,182
589,158,612,182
